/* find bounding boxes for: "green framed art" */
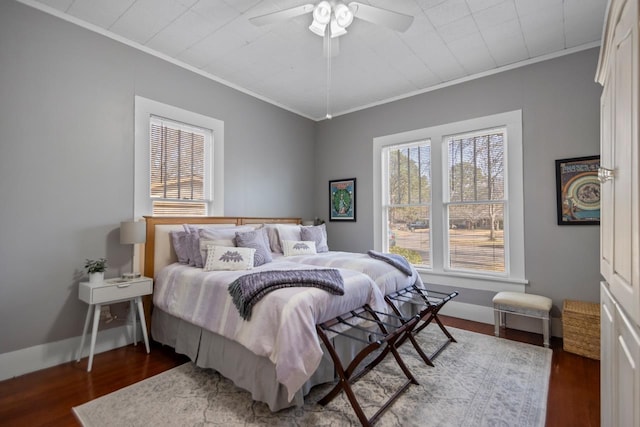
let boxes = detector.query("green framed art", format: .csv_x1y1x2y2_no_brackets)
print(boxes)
329,178,356,221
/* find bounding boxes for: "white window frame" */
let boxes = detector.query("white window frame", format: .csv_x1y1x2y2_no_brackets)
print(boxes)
373,110,526,292
134,96,224,218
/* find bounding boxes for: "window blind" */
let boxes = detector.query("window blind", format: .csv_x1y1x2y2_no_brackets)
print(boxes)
149,116,210,216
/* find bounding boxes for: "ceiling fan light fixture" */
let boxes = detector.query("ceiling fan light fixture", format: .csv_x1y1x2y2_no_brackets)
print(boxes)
333,3,354,28
312,1,332,25
309,20,327,36
330,17,347,38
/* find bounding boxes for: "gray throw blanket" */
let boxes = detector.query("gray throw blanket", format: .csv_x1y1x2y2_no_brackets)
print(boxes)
367,250,413,276
228,269,345,320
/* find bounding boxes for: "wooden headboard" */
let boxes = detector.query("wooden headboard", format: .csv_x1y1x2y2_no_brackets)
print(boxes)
142,216,302,279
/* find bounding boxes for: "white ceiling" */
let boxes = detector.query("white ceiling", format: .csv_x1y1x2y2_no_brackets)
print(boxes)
24,0,607,120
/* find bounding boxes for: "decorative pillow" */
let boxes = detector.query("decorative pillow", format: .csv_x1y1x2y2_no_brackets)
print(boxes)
275,224,302,253
199,238,234,266
197,226,253,268
204,245,255,271
182,225,198,266
300,224,329,253
235,228,272,267
170,230,190,264
263,224,281,253
282,240,317,256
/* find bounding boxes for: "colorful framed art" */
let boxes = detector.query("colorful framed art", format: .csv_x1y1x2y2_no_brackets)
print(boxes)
555,156,600,225
329,178,356,222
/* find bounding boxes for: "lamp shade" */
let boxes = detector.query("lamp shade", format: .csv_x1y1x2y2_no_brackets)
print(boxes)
120,221,146,245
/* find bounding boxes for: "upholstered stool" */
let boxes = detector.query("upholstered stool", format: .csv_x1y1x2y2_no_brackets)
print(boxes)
492,291,553,347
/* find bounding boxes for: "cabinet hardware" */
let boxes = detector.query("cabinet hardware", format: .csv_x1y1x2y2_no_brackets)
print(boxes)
598,167,614,183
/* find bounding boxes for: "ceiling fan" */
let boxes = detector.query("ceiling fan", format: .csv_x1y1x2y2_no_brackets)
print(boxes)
250,1,414,55
251,1,413,119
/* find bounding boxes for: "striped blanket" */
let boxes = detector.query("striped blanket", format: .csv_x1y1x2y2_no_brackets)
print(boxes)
228,269,345,320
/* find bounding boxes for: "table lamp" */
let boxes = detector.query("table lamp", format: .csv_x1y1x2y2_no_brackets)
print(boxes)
120,220,146,279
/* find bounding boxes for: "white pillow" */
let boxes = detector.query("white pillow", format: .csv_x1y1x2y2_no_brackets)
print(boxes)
204,245,255,271
282,240,317,256
198,226,253,265
199,239,235,263
276,224,302,252
263,224,302,253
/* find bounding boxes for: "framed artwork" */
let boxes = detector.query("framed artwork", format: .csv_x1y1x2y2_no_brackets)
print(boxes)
329,178,356,221
555,156,600,225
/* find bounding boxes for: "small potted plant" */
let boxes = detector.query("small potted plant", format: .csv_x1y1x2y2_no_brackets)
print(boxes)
85,258,107,283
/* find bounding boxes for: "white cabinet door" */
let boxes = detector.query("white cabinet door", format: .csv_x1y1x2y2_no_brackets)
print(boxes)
601,282,640,427
603,0,640,325
601,283,616,427
614,303,640,427
600,75,614,283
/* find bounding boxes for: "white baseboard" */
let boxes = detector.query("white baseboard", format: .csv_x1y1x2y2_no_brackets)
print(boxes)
439,300,563,338
0,325,136,382
439,300,495,324
1,301,564,381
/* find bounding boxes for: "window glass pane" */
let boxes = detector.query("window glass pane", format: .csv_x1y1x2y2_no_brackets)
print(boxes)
448,203,504,272
150,119,206,202
448,131,504,202
149,117,209,216
389,144,431,204
386,141,431,266
388,206,431,267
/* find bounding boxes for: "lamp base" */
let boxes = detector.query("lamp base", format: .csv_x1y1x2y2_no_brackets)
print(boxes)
122,272,141,279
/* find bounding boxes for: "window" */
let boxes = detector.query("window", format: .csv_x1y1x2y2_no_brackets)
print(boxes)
149,116,210,216
374,111,525,292
134,97,224,218
446,129,505,273
385,141,432,267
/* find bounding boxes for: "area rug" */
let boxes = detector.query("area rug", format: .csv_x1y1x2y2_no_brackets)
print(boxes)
73,326,551,427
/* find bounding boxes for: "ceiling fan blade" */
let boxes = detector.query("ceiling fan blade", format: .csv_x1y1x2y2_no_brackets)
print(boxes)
249,3,315,27
348,2,414,32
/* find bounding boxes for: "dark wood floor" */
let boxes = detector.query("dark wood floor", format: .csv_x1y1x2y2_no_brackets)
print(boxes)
0,315,600,427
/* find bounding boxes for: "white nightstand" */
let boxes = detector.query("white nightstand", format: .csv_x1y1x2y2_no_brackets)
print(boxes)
76,276,153,371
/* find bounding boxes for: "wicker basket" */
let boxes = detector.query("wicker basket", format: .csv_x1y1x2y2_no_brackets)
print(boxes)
562,300,600,360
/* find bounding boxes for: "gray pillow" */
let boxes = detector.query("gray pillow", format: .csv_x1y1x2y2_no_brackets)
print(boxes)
170,230,190,264
235,228,273,266
300,224,329,252
182,225,198,266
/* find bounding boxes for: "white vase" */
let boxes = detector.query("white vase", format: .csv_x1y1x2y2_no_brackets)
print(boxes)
89,272,104,283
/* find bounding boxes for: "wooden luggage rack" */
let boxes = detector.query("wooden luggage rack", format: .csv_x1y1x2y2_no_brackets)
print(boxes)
385,285,459,366
315,305,420,426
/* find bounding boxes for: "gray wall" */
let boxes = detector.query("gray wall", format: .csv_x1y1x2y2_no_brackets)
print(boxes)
0,1,315,355
0,0,602,358
315,48,603,316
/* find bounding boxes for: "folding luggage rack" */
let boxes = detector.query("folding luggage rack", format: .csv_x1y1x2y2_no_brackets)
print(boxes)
315,305,421,427
315,286,459,426
384,285,459,366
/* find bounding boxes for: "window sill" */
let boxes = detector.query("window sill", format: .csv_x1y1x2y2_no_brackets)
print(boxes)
416,268,528,292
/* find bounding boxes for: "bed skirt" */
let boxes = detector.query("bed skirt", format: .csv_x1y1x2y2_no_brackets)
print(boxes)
151,308,367,411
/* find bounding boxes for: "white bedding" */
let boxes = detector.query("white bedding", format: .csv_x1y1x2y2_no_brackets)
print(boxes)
153,260,386,401
273,251,424,296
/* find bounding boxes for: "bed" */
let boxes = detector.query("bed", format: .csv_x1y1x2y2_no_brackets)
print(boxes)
142,216,455,413
143,216,390,411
